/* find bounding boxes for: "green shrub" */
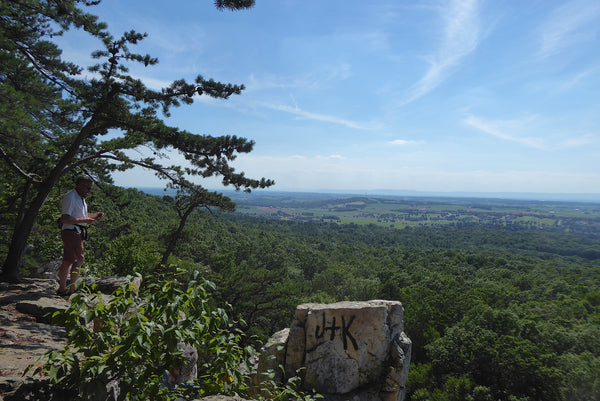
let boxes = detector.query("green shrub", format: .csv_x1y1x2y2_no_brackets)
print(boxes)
32,270,248,400
31,269,318,401
103,234,161,276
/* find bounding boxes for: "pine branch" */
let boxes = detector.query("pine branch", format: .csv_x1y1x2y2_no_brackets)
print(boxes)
0,145,42,183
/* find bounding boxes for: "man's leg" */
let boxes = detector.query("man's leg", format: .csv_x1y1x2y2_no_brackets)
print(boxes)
59,230,84,293
57,259,72,293
69,262,83,293
68,236,85,293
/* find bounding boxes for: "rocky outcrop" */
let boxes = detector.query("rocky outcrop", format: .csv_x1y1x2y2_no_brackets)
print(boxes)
30,259,62,279
2,280,411,401
0,279,68,392
252,300,412,401
0,277,138,400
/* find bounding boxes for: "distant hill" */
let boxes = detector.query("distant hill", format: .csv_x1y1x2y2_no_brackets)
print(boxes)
135,187,600,203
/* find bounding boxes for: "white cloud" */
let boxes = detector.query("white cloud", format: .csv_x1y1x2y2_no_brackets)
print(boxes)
463,115,596,151
246,73,318,92
113,150,600,195
245,62,353,93
389,139,418,146
556,66,600,91
463,115,546,149
403,0,482,104
538,0,600,58
228,153,600,194
257,101,376,130
558,133,596,149
136,76,174,91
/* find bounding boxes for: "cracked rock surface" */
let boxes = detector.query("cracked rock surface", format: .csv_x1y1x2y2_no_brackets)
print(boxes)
0,279,69,398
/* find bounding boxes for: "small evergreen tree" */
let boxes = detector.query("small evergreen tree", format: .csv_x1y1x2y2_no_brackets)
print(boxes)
0,0,273,281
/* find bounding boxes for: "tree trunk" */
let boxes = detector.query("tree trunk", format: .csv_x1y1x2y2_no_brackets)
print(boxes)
1,181,54,282
157,207,194,269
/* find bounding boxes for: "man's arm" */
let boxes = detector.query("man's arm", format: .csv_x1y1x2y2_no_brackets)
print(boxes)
87,212,104,220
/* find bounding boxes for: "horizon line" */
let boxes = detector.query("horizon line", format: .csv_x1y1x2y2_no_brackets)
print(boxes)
131,186,600,203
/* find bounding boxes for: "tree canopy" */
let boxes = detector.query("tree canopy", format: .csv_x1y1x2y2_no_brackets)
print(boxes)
27,186,597,401
0,0,271,281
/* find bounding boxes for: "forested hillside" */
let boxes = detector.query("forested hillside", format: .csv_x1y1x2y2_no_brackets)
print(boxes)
3,185,599,401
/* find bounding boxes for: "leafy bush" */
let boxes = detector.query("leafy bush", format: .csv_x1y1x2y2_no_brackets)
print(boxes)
33,270,249,400
102,234,161,276
31,269,318,401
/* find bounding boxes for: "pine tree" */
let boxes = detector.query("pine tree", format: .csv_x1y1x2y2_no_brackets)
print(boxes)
0,0,272,281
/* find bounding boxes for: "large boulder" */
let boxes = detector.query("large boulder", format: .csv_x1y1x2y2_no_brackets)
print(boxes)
253,300,412,401
31,259,62,279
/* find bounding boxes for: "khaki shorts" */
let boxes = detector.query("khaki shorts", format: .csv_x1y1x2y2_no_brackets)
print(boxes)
61,229,85,264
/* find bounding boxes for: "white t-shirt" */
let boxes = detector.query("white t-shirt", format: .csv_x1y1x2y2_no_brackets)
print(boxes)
61,189,88,232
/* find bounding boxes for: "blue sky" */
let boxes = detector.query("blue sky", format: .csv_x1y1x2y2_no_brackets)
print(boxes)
60,0,600,195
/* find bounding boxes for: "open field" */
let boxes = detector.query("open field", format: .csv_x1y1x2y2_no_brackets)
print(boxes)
226,191,600,234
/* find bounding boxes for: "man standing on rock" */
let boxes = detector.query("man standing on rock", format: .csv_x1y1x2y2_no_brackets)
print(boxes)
57,176,104,295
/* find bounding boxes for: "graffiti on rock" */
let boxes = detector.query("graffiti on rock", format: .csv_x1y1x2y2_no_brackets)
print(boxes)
314,313,358,351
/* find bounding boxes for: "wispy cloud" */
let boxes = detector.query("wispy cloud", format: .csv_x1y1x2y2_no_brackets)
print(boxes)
558,134,597,149
246,63,353,93
463,115,596,150
135,76,174,91
556,66,600,92
402,0,482,105
464,115,545,149
538,0,600,58
258,102,376,130
246,73,320,92
389,139,419,146
321,154,346,160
